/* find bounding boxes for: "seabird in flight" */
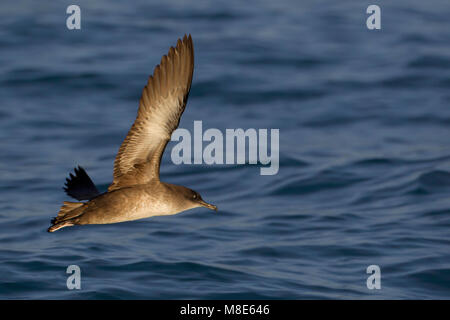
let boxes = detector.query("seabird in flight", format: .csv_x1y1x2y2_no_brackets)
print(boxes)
48,34,217,232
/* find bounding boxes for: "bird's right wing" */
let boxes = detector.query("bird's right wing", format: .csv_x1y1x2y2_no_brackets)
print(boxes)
108,34,194,192
64,166,100,200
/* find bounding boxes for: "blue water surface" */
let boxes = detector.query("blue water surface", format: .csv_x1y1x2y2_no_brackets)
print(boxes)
0,0,449,299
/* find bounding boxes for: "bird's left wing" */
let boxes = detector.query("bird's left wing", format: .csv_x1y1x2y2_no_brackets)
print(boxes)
108,34,194,192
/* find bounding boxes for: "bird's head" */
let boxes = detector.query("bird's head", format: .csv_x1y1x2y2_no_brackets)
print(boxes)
180,187,217,211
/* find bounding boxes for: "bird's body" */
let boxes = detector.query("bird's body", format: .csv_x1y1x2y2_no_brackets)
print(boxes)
61,182,200,226
48,34,217,232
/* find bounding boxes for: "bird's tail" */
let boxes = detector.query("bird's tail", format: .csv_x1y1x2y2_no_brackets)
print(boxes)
48,201,84,232
48,220,75,233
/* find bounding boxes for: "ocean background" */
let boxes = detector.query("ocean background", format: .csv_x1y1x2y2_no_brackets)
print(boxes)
0,0,449,299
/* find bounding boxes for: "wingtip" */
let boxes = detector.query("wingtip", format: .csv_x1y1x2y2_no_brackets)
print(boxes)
62,165,100,201
183,33,192,42
171,34,193,55
180,34,193,46
186,34,193,45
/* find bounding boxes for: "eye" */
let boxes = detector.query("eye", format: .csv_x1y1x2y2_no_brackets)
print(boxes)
193,193,197,199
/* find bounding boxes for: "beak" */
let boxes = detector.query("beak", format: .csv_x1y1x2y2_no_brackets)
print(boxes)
198,200,218,211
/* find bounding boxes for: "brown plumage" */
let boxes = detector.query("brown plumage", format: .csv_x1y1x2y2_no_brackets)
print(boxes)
48,34,217,233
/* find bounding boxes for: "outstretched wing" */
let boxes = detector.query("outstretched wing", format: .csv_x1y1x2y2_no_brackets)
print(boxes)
108,34,194,192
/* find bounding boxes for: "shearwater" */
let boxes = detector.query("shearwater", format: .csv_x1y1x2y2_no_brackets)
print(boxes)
48,34,217,232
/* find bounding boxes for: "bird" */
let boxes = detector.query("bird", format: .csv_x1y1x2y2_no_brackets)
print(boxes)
48,34,217,232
